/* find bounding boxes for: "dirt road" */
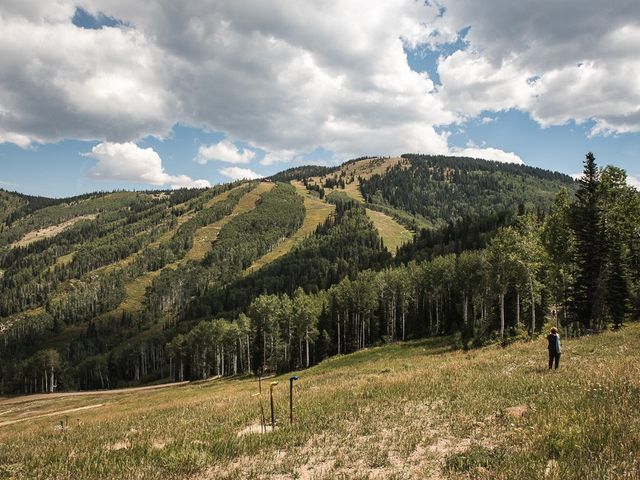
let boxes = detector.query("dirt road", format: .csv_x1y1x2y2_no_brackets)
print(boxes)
0,381,189,407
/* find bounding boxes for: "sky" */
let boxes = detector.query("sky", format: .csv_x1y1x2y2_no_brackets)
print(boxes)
0,1,638,197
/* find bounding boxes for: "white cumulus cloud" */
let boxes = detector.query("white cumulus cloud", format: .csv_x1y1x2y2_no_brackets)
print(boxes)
0,0,452,159
627,175,640,190
196,140,255,164
219,166,263,180
0,0,637,169
432,0,640,135
86,142,210,188
451,146,524,165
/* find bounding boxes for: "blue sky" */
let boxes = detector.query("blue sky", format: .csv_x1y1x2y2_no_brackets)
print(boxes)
1,2,638,197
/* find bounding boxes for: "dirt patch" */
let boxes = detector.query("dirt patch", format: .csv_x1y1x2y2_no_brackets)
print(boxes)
151,437,172,450
237,423,275,436
504,405,529,418
0,403,105,427
545,459,559,478
295,459,335,480
106,440,130,451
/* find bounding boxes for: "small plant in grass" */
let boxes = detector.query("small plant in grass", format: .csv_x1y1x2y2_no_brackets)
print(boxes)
444,444,507,473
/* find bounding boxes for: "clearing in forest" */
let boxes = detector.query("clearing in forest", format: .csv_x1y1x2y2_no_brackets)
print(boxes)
116,268,168,313
0,324,638,479
245,181,335,274
10,214,97,248
365,208,413,254
49,252,75,271
0,307,44,335
319,173,414,256
303,157,415,254
185,182,275,262
337,157,407,204
115,182,275,313
342,177,367,203
343,156,407,179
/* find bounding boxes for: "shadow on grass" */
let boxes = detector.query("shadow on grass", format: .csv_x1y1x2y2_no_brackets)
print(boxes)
312,335,456,373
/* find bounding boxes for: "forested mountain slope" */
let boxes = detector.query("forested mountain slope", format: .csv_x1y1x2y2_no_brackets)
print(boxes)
359,154,576,228
1,153,635,395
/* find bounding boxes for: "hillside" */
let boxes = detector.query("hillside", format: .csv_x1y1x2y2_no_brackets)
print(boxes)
359,155,576,228
0,324,638,479
282,155,575,253
0,153,636,397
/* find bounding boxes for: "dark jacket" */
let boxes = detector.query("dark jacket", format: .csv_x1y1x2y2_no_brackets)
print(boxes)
547,333,561,354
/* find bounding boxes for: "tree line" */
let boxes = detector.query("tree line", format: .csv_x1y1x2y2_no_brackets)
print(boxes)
1,153,637,393
165,153,640,379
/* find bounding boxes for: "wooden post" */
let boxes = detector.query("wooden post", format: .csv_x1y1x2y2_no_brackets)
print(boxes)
269,382,278,428
252,393,265,433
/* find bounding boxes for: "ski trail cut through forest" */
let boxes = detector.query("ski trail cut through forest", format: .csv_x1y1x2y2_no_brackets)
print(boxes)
365,208,413,255
309,157,414,256
184,182,275,262
95,192,209,275
244,181,335,274
10,214,98,249
97,188,246,313
114,182,275,313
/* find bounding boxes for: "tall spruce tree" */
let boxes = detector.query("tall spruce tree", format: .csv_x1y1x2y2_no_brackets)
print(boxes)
571,152,603,330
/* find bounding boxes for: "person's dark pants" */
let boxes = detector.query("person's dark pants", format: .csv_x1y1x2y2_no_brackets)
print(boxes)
548,351,560,369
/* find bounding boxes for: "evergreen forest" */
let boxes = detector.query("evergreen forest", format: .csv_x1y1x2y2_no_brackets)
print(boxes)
0,153,638,394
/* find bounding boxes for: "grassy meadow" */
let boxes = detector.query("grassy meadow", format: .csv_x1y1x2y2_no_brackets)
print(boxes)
365,208,414,255
0,324,638,479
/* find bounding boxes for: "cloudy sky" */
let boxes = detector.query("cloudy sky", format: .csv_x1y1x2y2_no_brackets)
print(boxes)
1,0,639,197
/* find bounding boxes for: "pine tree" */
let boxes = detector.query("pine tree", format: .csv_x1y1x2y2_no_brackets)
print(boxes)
570,152,603,331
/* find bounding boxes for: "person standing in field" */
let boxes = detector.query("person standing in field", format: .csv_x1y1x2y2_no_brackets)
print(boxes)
547,327,561,370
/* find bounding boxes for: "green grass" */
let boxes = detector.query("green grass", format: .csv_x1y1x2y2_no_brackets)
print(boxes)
0,325,639,479
365,208,413,255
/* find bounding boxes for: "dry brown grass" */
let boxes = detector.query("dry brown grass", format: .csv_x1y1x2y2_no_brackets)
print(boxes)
1,324,638,479
342,156,407,180
365,208,413,255
302,158,415,253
